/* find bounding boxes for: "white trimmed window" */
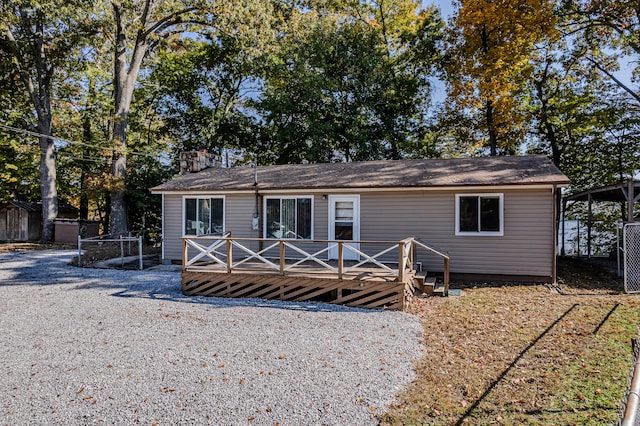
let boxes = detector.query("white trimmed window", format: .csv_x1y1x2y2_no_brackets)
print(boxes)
184,197,225,235
264,196,313,239
455,194,503,236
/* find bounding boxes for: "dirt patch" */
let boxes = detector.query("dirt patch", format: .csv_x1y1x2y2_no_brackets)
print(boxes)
0,242,76,253
382,257,636,425
0,241,161,269
74,240,161,268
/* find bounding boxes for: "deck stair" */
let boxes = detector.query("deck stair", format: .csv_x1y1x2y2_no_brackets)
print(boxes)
413,271,446,296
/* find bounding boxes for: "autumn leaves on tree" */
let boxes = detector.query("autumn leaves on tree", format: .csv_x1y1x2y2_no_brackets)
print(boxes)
444,0,557,156
0,0,639,239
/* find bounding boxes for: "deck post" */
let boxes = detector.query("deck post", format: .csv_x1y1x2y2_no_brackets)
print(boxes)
182,238,188,270
398,242,405,283
338,242,344,280
444,257,450,295
279,240,285,276
409,239,414,269
226,238,233,273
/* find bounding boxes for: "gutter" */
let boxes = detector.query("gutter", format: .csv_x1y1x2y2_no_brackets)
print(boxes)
621,333,640,426
150,183,565,195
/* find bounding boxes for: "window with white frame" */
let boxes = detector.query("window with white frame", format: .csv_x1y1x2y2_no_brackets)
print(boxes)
455,194,503,236
184,197,224,235
264,197,312,239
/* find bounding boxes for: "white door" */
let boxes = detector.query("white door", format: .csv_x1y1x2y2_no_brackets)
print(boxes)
328,195,360,260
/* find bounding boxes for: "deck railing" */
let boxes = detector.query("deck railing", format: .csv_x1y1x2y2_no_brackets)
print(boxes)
411,238,450,294
181,234,417,284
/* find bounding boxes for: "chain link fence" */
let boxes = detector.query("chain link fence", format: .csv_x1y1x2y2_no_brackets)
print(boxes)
75,229,162,270
624,224,640,293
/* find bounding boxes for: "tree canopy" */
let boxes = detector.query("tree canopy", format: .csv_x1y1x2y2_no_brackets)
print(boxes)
0,0,638,235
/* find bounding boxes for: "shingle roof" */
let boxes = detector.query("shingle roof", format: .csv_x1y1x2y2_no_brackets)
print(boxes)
1,201,79,213
151,155,569,193
6,200,41,212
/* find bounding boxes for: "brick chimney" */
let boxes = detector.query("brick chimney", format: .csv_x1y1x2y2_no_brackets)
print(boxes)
180,150,220,174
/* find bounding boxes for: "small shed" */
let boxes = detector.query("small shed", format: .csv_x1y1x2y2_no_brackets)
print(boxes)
54,219,100,243
0,201,42,242
0,201,80,242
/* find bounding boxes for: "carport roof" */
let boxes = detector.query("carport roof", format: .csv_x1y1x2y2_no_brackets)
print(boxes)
564,181,640,203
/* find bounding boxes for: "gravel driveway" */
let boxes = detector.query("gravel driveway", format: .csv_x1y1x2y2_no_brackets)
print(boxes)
0,251,423,425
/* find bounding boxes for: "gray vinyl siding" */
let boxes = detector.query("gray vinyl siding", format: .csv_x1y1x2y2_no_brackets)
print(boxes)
359,189,553,277
163,194,182,261
163,188,555,278
163,193,326,261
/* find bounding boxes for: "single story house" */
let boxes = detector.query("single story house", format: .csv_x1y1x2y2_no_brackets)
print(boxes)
151,155,569,283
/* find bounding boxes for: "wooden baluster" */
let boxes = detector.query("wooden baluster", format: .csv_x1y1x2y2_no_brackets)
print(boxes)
182,238,188,270
398,242,405,283
338,242,343,280
279,240,285,276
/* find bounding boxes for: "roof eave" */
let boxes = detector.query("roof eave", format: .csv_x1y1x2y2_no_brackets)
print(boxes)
150,181,568,194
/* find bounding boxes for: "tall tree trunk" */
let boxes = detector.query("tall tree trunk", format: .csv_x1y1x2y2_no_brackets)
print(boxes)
38,117,58,242
80,75,97,221
485,100,497,156
3,24,58,241
109,2,149,237
110,119,128,236
534,77,563,238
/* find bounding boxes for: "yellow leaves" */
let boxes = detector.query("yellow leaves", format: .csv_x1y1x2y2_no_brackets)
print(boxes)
445,0,552,150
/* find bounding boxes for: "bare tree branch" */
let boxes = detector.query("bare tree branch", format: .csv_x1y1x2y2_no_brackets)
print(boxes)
585,55,640,104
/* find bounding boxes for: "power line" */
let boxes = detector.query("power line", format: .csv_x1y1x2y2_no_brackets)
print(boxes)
0,141,154,166
0,123,164,160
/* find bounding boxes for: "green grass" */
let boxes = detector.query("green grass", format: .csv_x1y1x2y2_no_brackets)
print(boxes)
381,258,638,425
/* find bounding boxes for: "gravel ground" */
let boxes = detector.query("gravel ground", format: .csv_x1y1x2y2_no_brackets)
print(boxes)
0,251,423,425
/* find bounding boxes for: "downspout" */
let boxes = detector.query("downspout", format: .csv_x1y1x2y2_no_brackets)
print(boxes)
161,193,165,263
587,192,592,259
552,185,558,284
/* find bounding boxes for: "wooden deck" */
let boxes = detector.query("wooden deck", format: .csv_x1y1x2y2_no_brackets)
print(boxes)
180,235,449,310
